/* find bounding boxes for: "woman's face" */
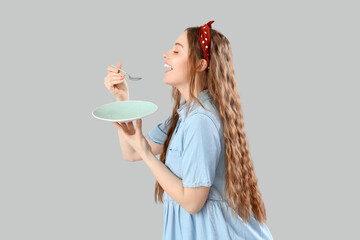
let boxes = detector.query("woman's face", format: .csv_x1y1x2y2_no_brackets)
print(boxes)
163,31,189,90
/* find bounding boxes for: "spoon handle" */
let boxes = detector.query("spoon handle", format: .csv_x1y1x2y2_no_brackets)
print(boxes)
110,65,128,75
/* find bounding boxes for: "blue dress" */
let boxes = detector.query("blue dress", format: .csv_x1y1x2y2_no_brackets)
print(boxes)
146,89,273,240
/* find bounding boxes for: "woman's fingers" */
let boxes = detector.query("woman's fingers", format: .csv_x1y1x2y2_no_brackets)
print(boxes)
110,72,126,78
110,79,125,84
112,80,124,85
104,79,122,85
112,122,121,129
106,72,125,80
115,122,129,135
120,122,127,129
104,74,125,85
136,119,142,132
110,76,125,82
127,121,135,133
107,66,119,73
116,121,138,135
107,73,125,81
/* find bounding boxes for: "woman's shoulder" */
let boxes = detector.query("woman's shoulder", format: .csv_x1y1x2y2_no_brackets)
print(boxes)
185,101,223,132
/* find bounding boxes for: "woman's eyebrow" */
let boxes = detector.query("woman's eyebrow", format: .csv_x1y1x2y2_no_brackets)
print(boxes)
174,42,184,48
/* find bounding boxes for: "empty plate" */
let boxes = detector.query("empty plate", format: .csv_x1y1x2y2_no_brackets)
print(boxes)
92,100,158,122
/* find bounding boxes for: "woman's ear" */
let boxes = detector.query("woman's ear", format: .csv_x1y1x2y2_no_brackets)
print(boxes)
196,59,208,72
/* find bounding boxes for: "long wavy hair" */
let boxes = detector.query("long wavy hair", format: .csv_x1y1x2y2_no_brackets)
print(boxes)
154,26,267,224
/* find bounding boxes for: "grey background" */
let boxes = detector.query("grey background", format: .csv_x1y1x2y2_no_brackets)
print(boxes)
1,0,359,239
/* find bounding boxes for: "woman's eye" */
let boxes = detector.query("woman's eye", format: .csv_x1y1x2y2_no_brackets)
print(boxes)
173,51,178,53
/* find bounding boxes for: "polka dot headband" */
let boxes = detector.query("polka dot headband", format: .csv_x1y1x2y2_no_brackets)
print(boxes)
199,20,215,70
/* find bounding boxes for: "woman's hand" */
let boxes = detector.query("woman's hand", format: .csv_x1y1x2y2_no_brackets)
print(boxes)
112,119,151,158
104,61,130,101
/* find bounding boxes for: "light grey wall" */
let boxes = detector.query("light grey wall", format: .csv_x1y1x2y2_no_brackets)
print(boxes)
1,0,359,239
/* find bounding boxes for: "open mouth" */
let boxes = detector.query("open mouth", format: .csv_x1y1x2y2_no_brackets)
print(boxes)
164,63,173,73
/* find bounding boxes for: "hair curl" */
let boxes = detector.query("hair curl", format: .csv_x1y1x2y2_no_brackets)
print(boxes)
154,26,267,224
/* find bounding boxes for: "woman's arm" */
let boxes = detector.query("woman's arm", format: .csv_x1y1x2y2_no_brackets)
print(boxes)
116,128,137,162
140,150,210,214
116,130,163,162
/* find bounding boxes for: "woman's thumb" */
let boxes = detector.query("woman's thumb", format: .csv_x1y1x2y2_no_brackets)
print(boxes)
117,61,122,69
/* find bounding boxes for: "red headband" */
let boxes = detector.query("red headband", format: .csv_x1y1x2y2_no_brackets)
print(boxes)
199,20,215,70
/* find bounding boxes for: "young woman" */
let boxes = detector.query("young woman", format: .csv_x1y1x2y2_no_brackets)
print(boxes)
104,20,274,240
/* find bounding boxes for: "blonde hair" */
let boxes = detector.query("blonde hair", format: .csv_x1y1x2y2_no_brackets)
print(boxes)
155,26,267,224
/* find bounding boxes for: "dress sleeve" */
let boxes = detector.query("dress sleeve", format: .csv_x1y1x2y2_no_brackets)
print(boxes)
146,115,172,145
181,113,221,188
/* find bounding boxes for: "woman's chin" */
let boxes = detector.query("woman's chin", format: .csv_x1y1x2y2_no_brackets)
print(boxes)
163,76,183,87
163,77,174,86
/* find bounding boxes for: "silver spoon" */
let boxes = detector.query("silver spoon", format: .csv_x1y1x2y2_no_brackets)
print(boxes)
110,65,142,81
